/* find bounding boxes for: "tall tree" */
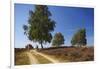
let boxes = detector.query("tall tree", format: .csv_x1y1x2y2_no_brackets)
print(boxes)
52,32,65,47
71,28,87,47
23,5,56,48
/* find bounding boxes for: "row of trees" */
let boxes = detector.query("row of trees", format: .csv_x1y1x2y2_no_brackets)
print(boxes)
23,5,87,48
52,28,87,47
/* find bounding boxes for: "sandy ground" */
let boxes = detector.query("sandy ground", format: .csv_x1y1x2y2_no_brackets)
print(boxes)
26,52,39,64
26,50,59,64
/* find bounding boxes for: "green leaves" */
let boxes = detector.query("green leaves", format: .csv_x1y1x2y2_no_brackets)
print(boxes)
71,28,87,47
52,32,65,47
23,5,56,48
23,25,28,35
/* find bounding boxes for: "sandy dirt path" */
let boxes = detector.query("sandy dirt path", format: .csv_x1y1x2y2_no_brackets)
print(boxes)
26,52,39,64
30,50,59,63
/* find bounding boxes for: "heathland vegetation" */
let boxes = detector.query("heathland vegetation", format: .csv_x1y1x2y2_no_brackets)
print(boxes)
15,5,94,65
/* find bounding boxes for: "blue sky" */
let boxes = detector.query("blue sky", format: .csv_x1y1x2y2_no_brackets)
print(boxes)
15,4,94,48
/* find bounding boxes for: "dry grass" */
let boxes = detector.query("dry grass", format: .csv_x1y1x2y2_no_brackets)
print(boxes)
15,46,94,65
15,48,30,65
39,46,94,62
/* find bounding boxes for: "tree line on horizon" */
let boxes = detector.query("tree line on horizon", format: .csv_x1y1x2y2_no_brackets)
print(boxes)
23,5,87,49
